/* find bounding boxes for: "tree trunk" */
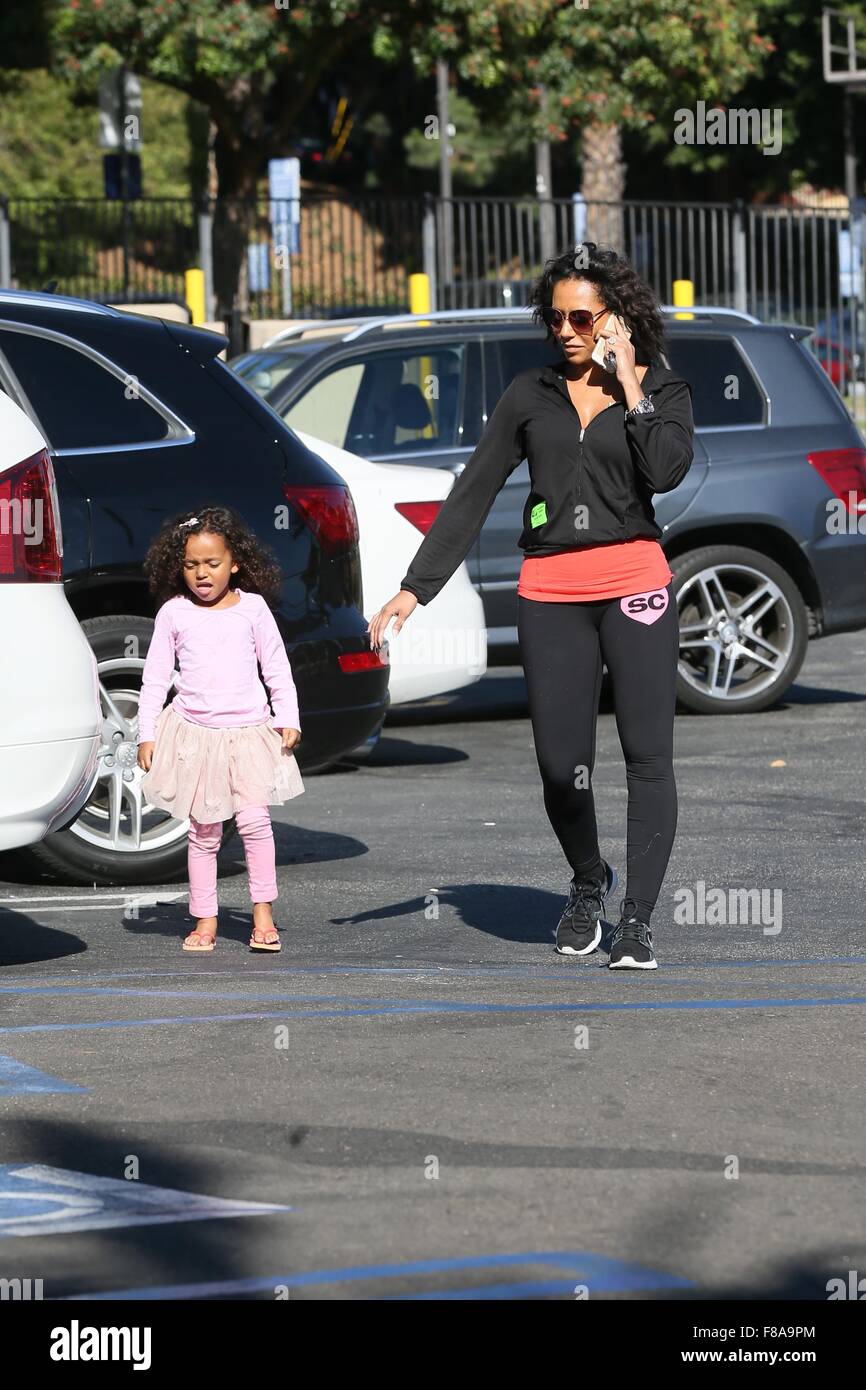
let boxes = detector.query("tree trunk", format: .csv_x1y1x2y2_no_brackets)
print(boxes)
211,117,263,321
580,121,625,251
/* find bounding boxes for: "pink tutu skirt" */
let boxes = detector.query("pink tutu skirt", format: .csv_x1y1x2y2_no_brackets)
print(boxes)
141,702,305,824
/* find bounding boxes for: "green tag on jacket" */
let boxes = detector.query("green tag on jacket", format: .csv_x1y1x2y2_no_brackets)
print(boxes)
530,500,547,528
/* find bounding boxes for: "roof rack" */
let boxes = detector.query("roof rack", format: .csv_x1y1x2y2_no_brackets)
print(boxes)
341,307,535,340
263,306,534,349
261,318,354,347
261,302,760,350
0,288,117,316
660,304,761,324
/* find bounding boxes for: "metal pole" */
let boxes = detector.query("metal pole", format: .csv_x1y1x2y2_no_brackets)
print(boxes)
0,198,11,286
119,65,130,300
198,202,215,321
535,84,555,264
437,58,453,289
844,87,858,205
422,190,438,310
282,200,292,318
733,199,747,314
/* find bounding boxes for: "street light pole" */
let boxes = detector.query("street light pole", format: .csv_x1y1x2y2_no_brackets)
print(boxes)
436,58,454,296
119,64,130,300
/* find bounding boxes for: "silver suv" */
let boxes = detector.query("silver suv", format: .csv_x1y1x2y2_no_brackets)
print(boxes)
232,307,866,713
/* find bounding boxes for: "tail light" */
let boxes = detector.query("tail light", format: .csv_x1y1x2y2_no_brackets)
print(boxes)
338,648,389,672
0,447,63,582
282,482,359,554
807,448,866,516
394,500,443,533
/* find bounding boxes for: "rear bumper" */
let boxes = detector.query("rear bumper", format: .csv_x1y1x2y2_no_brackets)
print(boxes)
0,734,100,852
806,532,866,634
294,696,390,771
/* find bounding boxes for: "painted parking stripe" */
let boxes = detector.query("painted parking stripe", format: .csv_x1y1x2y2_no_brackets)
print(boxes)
0,893,186,906
0,977,856,1001
0,1056,87,1096
63,1250,691,1300
0,891,187,917
6,954,866,986
2,995,866,1038
0,1166,289,1239
0,980,858,1009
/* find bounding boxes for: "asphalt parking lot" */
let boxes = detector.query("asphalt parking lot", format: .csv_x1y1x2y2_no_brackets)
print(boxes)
1,632,864,1301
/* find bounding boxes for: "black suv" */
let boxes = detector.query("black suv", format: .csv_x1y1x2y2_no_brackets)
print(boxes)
233,306,866,715
0,290,390,886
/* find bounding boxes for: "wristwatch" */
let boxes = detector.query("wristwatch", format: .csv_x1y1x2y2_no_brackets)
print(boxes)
626,395,655,419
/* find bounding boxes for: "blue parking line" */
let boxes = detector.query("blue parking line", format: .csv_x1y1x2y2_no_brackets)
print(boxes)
4,954,865,989
0,1056,87,1095
62,1249,692,1300
385,1279,612,1300
2,994,866,1037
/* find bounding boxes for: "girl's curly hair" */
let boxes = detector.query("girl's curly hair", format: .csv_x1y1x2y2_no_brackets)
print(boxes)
143,505,283,609
528,242,666,365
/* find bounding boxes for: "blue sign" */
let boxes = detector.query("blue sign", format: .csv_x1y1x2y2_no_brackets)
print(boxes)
269,157,301,255
248,242,270,294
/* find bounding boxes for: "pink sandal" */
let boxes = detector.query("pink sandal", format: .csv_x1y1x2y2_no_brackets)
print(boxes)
183,930,216,953
249,925,281,952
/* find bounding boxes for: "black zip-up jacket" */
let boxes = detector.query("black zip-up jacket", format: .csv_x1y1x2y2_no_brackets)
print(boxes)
399,356,694,605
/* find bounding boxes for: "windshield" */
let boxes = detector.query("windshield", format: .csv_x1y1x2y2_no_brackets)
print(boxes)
232,350,307,397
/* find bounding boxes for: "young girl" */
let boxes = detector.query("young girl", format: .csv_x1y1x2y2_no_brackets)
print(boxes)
136,506,304,953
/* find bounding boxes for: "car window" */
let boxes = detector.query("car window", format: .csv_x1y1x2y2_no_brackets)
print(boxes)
496,335,561,391
234,350,308,398
282,360,365,446
664,336,765,428
283,345,467,455
0,330,168,449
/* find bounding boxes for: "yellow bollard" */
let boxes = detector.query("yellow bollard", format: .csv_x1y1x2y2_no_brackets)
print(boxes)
409,273,431,315
672,278,694,321
185,268,206,326
409,274,434,436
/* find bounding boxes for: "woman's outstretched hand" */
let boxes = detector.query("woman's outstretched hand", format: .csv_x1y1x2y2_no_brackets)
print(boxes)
367,589,418,650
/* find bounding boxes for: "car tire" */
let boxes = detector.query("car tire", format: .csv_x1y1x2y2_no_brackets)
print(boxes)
18,614,236,887
671,545,809,714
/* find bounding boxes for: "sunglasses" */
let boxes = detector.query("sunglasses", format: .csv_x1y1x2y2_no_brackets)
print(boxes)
541,306,609,336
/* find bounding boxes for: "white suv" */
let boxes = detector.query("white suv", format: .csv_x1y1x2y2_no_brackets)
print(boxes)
0,391,101,853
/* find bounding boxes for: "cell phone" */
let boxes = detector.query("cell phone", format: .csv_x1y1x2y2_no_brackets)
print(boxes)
591,313,632,373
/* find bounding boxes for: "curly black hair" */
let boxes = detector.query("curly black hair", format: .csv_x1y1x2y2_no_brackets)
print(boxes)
143,505,283,609
528,242,666,366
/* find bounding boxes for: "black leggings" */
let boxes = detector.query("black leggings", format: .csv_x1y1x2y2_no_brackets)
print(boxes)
517,579,679,919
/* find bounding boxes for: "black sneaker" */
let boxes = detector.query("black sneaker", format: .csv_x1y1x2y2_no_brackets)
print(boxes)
555,861,618,956
608,906,658,970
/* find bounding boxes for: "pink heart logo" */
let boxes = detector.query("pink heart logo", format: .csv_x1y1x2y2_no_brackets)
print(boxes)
620,588,670,625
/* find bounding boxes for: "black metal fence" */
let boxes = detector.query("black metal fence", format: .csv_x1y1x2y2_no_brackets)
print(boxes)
1,190,864,428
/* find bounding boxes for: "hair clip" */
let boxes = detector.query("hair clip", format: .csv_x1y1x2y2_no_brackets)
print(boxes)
177,516,200,530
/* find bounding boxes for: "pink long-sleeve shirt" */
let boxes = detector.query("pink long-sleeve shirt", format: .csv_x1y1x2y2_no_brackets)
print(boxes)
137,588,301,743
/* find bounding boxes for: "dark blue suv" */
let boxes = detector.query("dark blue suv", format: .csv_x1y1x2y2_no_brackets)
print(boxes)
0,290,390,887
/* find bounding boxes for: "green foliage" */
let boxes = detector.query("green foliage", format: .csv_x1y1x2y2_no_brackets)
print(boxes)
403,91,532,188
53,0,361,90
0,68,207,198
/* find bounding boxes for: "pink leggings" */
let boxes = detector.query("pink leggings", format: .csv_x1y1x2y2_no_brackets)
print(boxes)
187,805,277,918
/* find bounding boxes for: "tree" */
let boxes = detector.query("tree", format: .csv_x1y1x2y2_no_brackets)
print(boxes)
51,0,386,313
397,0,775,239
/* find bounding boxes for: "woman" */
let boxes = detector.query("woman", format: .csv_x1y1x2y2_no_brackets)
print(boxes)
367,243,694,970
